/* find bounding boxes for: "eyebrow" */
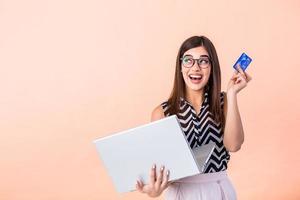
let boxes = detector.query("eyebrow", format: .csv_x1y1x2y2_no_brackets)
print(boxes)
183,54,210,58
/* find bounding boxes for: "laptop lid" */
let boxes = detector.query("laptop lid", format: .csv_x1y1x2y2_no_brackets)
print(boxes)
93,115,214,193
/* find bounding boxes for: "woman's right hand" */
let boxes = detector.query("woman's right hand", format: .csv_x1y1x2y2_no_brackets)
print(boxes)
136,164,171,198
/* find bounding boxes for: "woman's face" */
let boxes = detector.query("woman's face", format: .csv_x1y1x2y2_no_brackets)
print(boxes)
181,46,211,92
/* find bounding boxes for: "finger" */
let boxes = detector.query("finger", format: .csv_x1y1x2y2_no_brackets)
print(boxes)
136,180,145,193
150,164,156,186
231,74,239,80
235,77,243,84
155,165,164,187
237,64,245,76
167,180,173,187
234,70,238,75
235,75,247,85
231,73,242,83
235,68,247,80
161,169,170,189
236,72,247,81
239,73,248,82
244,71,252,82
242,73,247,80
166,180,175,187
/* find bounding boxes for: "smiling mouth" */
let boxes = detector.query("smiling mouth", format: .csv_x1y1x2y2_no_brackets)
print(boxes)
189,74,203,81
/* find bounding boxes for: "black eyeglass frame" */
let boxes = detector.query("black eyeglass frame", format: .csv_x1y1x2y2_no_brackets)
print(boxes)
180,55,212,69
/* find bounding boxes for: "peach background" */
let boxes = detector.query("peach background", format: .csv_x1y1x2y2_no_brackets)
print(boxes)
1,0,300,199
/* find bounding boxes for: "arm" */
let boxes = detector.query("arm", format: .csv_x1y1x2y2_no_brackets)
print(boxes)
223,65,252,152
151,105,165,122
223,91,244,152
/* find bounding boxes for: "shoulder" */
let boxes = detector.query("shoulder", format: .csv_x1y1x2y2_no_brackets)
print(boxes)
151,104,166,122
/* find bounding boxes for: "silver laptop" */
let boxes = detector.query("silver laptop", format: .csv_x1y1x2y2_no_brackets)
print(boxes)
93,115,215,193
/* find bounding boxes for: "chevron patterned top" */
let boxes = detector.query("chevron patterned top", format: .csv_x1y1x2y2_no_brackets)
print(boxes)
161,91,230,173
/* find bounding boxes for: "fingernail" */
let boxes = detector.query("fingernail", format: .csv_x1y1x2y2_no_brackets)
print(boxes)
160,166,165,171
167,170,170,176
152,164,156,169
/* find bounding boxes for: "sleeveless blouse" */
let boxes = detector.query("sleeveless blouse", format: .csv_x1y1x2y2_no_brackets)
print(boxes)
161,91,230,173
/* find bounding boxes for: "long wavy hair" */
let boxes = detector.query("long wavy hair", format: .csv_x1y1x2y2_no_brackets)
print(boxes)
167,36,225,130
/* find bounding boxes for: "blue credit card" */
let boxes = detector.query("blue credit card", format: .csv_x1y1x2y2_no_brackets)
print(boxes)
233,53,252,71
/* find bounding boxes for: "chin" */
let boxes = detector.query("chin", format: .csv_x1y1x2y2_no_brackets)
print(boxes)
187,83,205,91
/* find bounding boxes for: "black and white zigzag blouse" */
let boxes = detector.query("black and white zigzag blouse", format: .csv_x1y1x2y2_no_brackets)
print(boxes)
161,91,230,173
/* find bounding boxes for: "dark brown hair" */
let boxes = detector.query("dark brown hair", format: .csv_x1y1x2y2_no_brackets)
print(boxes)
167,36,225,130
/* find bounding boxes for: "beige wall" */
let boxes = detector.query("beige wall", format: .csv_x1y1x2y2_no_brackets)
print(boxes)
1,0,299,199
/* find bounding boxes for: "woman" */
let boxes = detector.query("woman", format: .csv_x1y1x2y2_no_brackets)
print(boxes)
136,35,252,199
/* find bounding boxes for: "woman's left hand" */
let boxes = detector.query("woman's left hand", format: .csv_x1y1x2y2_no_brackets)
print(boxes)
227,64,252,95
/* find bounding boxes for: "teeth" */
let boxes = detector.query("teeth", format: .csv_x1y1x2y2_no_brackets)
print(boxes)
189,74,202,78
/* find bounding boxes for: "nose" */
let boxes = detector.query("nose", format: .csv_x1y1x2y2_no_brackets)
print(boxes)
191,61,202,71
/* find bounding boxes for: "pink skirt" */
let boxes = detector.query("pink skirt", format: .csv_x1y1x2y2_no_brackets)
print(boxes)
164,171,237,200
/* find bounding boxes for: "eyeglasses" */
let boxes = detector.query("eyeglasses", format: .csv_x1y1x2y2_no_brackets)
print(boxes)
180,55,211,69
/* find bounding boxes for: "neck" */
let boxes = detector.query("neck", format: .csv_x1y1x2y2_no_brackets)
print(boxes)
185,88,205,106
